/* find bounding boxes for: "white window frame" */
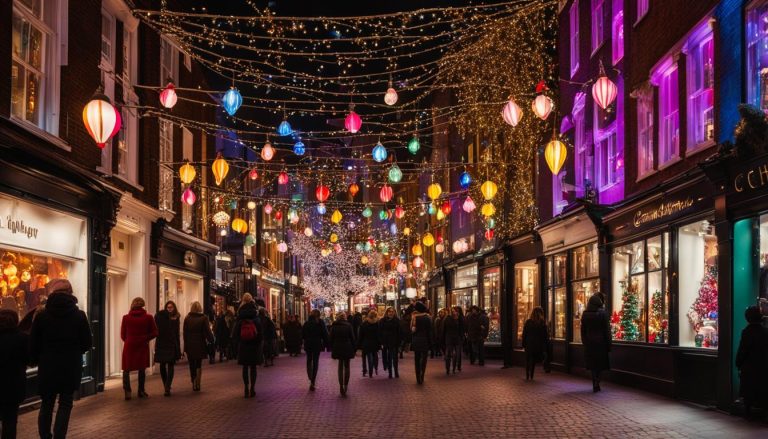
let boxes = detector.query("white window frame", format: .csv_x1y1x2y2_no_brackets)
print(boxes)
160,36,179,83
595,128,618,190
159,119,175,213
654,61,680,167
684,23,715,153
591,0,605,55
553,171,569,215
570,0,580,77
635,85,655,180
611,0,624,64
97,8,117,175
183,51,192,72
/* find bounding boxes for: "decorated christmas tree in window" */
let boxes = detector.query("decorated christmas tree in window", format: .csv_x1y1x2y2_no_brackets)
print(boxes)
611,278,641,341
687,265,718,347
649,289,668,344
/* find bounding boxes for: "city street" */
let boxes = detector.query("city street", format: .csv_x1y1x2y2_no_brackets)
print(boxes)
16,354,767,438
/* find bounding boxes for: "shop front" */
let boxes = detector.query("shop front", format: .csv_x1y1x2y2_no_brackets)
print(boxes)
479,250,504,354
449,260,479,311
256,265,286,326
427,269,446,315
503,233,542,367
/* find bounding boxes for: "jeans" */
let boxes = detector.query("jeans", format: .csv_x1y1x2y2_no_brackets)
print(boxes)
306,350,320,383
382,346,399,376
337,359,350,387
38,392,74,439
445,343,462,372
470,340,485,364
364,351,378,375
414,350,428,383
122,369,145,392
1,402,19,439
159,362,175,389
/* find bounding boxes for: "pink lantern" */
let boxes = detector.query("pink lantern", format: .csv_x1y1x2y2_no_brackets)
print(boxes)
379,184,393,203
592,74,618,110
334,243,342,253
82,92,122,148
181,187,196,205
261,142,275,161
159,82,178,109
344,109,362,133
315,185,330,202
435,243,445,253
277,242,288,253
412,256,424,269
264,203,273,215
396,262,408,274
278,171,289,185
501,98,523,127
532,95,554,120
462,196,476,213
248,168,259,180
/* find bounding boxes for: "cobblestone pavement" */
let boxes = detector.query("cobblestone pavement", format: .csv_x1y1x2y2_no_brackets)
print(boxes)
16,353,768,438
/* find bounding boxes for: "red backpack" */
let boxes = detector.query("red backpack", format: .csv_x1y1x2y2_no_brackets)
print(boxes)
240,319,257,341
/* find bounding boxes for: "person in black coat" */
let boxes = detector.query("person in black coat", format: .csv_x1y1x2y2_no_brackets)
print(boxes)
0,309,28,439
432,309,446,358
282,315,303,357
736,305,768,418
232,294,263,398
442,306,464,375
154,301,181,396
214,310,231,363
329,312,356,396
302,309,329,391
30,279,92,439
260,309,277,367
379,307,401,379
410,301,433,385
399,311,412,359
358,310,381,378
522,307,549,381
580,293,611,392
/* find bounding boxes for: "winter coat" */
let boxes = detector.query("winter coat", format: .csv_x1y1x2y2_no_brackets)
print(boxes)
736,322,768,404
154,310,181,364
0,326,28,404
358,319,381,353
480,312,490,339
522,319,549,363
465,313,485,341
302,318,329,353
120,308,158,371
410,312,433,352
214,314,231,349
580,309,611,372
434,316,445,348
443,316,464,347
30,292,92,395
378,316,401,349
183,312,214,361
232,303,264,366
399,314,412,344
261,316,277,340
283,320,303,351
329,320,356,360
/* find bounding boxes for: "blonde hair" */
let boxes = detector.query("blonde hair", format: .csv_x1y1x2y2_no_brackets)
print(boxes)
241,293,254,304
190,301,203,314
130,297,145,309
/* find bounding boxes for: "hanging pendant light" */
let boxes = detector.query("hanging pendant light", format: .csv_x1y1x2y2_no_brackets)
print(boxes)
344,105,362,133
441,201,452,215
231,218,248,234
212,153,229,186
349,183,359,197
277,119,292,136
459,171,472,189
179,161,196,185
181,187,196,206
427,183,442,200
83,90,121,148
545,138,568,175
315,185,330,202
378,209,389,220
412,256,424,269
372,142,388,162
395,205,405,219
412,243,423,256
159,81,178,109
293,140,305,156
317,203,327,215
407,135,420,154
248,168,259,180
261,141,275,161
592,61,618,110
222,87,243,116
277,242,288,253
481,202,496,218
396,262,408,274
264,203,273,215
379,184,393,203
388,164,403,183
384,80,398,106
278,171,289,185
274,210,283,221
331,209,343,224
362,206,373,218
304,227,313,237
502,97,523,126
463,196,476,213
403,227,411,236
480,180,498,200
422,233,435,247
247,201,257,210
531,80,553,120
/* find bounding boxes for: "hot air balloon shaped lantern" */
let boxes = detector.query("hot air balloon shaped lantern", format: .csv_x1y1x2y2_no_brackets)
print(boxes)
592,61,618,111
261,141,275,161
532,80,554,120
545,137,568,175
159,81,178,109
345,105,362,133
212,153,230,186
83,89,121,148
222,87,243,116
502,97,523,126
372,142,387,162
379,185,393,203
179,161,196,185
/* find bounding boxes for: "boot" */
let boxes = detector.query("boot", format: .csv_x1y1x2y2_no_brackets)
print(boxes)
164,383,171,397
244,384,250,398
194,368,202,392
310,380,315,391
592,379,599,393
249,385,256,398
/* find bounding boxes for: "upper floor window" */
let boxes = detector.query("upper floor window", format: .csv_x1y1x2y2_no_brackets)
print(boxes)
611,0,624,64
159,119,174,212
656,63,679,166
685,23,715,151
636,0,649,23
160,36,179,83
596,130,617,189
635,84,654,178
572,93,591,197
747,2,768,112
553,172,568,215
101,12,114,65
570,0,580,77
591,0,605,54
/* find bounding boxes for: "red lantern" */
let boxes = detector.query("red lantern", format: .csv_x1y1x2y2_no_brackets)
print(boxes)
379,184,393,203
485,229,495,240
349,183,359,197
248,168,259,180
345,109,362,133
395,205,405,219
159,82,178,109
436,231,443,243
441,200,452,215
278,171,289,185
275,210,283,220
315,185,330,202
83,92,121,148
592,67,618,110
412,256,424,269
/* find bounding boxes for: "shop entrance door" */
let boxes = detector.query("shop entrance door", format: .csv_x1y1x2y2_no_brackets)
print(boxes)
105,272,128,378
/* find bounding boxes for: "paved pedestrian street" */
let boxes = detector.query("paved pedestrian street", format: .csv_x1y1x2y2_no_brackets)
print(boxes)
16,354,767,438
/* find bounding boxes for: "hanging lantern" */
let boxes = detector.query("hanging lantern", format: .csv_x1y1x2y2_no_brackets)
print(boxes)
459,171,472,189
379,184,393,203
248,168,259,180
427,183,442,200
331,209,343,224
330,233,339,243
487,218,496,229
321,248,331,257
277,242,288,253
362,206,373,218
344,109,362,133
480,180,498,200
396,262,408,274
407,136,420,154
261,142,275,161
389,222,398,235
545,139,568,175
485,229,495,240
532,94,554,121
179,161,196,184
501,97,523,126
244,235,256,247
274,210,283,221
334,243,342,253
403,227,411,236
412,244,423,256
159,82,178,109
435,243,445,254
388,164,403,183
277,120,292,136
315,185,330,202
231,218,248,234
349,183,359,197
83,91,121,148
441,201,452,215
422,233,435,247
222,87,243,116
592,62,618,110
278,171,289,185
395,205,405,219
372,142,388,162
289,208,299,222
212,211,230,228
264,203,273,215
452,240,463,254
247,201,257,210
384,86,398,106
360,255,370,265
481,202,496,218
412,257,424,269
436,209,445,221
293,140,305,156
428,203,437,215
181,187,196,206
212,153,230,186
317,203,327,215
378,209,389,220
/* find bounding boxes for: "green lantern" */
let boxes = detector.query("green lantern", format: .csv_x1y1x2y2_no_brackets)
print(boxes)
362,206,373,218
407,136,420,154
244,235,256,247
379,209,388,220
388,164,403,183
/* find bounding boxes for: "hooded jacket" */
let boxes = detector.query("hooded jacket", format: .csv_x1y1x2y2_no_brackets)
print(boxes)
358,317,381,353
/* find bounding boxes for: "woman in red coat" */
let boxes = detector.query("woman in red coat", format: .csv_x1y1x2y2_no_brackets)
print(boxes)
121,297,158,400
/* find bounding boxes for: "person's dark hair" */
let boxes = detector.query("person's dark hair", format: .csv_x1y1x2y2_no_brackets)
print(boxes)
310,309,320,320
254,298,266,308
0,309,19,330
745,305,762,324
587,293,604,312
529,307,545,323
165,300,179,318
414,301,428,313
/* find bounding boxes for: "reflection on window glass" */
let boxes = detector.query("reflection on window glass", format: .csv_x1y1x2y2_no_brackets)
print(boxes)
0,249,76,316
573,279,600,343
515,261,539,346
554,287,566,339
679,219,718,348
554,254,567,285
483,267,501,344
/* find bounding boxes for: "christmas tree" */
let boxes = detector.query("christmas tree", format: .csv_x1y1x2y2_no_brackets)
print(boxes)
688,265,718,332
649,289,667,344
618,279,641,341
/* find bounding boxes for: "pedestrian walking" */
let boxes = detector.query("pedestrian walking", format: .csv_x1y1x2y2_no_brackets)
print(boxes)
736,305,768,419
353,308,368,376
224,307,236,359
399,310,412,359
410,301,433,385
432,308,446,358
466,306,487,366
522,307,549,381
358,310,381,378
580,293,611,392
232,293,263,398
329,312,356,396
442,306,464,375
30,279,92,439
183,301,214,392
379,307,401,379
120,297,158,400
0,309,28,439
214,309,231,363
283,315,303,357
260,308,277,367
154,301,181,396
302,309,329,390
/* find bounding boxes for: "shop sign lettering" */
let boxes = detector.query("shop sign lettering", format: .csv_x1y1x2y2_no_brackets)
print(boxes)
733,164,768,193
0,215,39,239
633,198,694,227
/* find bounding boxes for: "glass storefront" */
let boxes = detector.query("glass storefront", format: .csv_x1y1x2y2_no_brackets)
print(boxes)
515,260,539,346
571,243,599,343
678,218,718,348
159,267,205,318
545,253,567,339
452,263,478,311
482,266,501,345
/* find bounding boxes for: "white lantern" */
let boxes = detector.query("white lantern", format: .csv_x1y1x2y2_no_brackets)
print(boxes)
247,201,257,210
384,87,398,106
405,287,417,298
592,75,618,110
501,98,523,127
531,95,554,120
277,242,288,253
304,227,313,237
396,262,408,274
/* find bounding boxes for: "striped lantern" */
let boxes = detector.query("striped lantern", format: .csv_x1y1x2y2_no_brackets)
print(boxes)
501,98,523,127
379,184,393,203
159,82,178,109
83,92,122,148
592,75,618,110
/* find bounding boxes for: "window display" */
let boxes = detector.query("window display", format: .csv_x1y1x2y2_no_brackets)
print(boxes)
515,260,539,346
0,249,79,316
545,253,567,339
451,288,477,311
454,264,478,289
482,267,501,344
679,219,718,348
572,243,599,343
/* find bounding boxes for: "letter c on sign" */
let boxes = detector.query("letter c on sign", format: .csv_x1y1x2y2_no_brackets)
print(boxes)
735,173,744,192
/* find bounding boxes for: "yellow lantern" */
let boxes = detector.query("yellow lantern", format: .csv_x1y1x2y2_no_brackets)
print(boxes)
412,243,423,256
179,161,196,185
403,227,411,236
481,202,496,218
427,183,442,201
231,218,248,234
360,255,369,265
481,180,498,200
212,153,229,186
436,209,445,221
330,233,339,243
545,139,568,175
422,232,435,247
331,209,343,224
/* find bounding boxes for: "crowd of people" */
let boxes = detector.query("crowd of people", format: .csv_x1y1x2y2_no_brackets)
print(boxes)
1,280,768,438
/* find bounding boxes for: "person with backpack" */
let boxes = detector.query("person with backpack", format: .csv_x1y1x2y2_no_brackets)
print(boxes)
232,293,263,398
302,309,329,391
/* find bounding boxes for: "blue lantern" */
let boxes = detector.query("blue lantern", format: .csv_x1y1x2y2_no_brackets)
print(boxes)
277,120,292,136
428,203,437,215
293,140,305,156
389,222,398,235
372,142,388,162
317,203,327,215
459,171,472,189
229,200,238,210
222,87,242,116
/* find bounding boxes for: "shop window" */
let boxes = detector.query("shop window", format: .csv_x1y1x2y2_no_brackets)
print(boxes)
635,84,654,178
159,119,174,212
570,0,580,77
636,0,649,23
573,92,592,197
685,23,715,151
611,0,624,64
591,0,605,54
160,36,179,82
515,260,539,346
679,219,718,349
482,266,501,345
612,234,670,343
571,242,599,343
746,2,768,112
657,63,679,166
453,264,478,312
546,253,567,339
